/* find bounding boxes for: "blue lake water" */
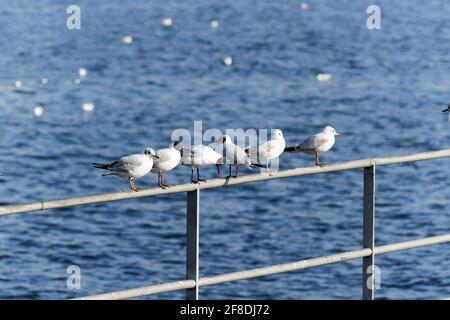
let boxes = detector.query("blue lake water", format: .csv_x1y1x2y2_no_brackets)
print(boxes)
0,0,449,299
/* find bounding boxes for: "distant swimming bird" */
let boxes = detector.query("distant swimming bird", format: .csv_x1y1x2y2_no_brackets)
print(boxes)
92,148,159,192
14,80,22,89
79,68,87,78
82,102,95,113
151,141,183,188
33,105,44,117
247,129,286,174
210,19,219,28
181,145,222,183
285,126,340,167
121,35,133,45
223,56,233,66
316,73,332,82
443,104,450,112
215,135,253,178
161,17,173,26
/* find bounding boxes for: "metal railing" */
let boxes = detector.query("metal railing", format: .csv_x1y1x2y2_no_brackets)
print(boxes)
1,149,450,300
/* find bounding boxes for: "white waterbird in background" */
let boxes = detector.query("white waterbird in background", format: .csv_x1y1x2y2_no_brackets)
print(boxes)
246,129,286,174
316,73,332,82
215,135,253,178
285,126,340,167
181,145,222,183
442,104,450,112
78,68,87,78
33,105,44,117
151,140,183,189
14,80,22,90
121,35,133,45
210,19,219,28
161,18,173,26
82,102,95,113
223,56,233,66
92,148,159,192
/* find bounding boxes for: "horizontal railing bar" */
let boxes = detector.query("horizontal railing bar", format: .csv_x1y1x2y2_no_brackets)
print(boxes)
75,234,450,300
72,280,196,300
373,234,450,255
1,149,450,217
200,234,450,288
199,249,372,287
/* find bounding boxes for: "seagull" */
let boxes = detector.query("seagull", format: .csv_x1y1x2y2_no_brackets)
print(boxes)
215,135,253,178
151,140,183,189
181,145,222,183
92,148,159,192
285,126,340,167
246,129,286,174
443,104,450,112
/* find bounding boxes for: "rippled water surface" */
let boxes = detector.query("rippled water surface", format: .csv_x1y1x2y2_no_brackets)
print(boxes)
0,0,449,299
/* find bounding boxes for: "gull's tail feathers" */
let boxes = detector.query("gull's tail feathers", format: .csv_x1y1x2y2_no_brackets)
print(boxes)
250,163,266,168
284,146,299,152
285,145,309,153
92,163,110,170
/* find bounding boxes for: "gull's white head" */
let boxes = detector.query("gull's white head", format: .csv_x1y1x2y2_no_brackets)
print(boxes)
323,126,340,136
216,135,232,144
272,129,284,140
144,147,159,159
171,140,183,151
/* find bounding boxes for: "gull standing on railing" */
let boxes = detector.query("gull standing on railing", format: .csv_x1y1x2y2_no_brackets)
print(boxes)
92,148,159,192
285,126,340,167
215,135,253,178
151,140,183,189
181,144,222,183
246,129,286,174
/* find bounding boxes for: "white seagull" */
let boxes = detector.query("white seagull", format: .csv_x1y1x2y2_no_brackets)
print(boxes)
181,144,222,183
151,140,183,189
92,148,159,192
285,126,340,167
215,135,253,178
246,129,286,173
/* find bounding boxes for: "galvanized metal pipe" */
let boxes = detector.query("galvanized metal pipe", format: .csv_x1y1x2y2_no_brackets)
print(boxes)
72,280,196,300
186,189,200,300
75,234,450,300
362,166,376,300
199,234,450,288
373,234,450,254
198,249,372,287
1,149,450,217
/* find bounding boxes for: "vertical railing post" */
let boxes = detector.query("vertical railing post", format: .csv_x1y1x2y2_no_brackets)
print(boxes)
186,189,200,300
362,165,376,300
